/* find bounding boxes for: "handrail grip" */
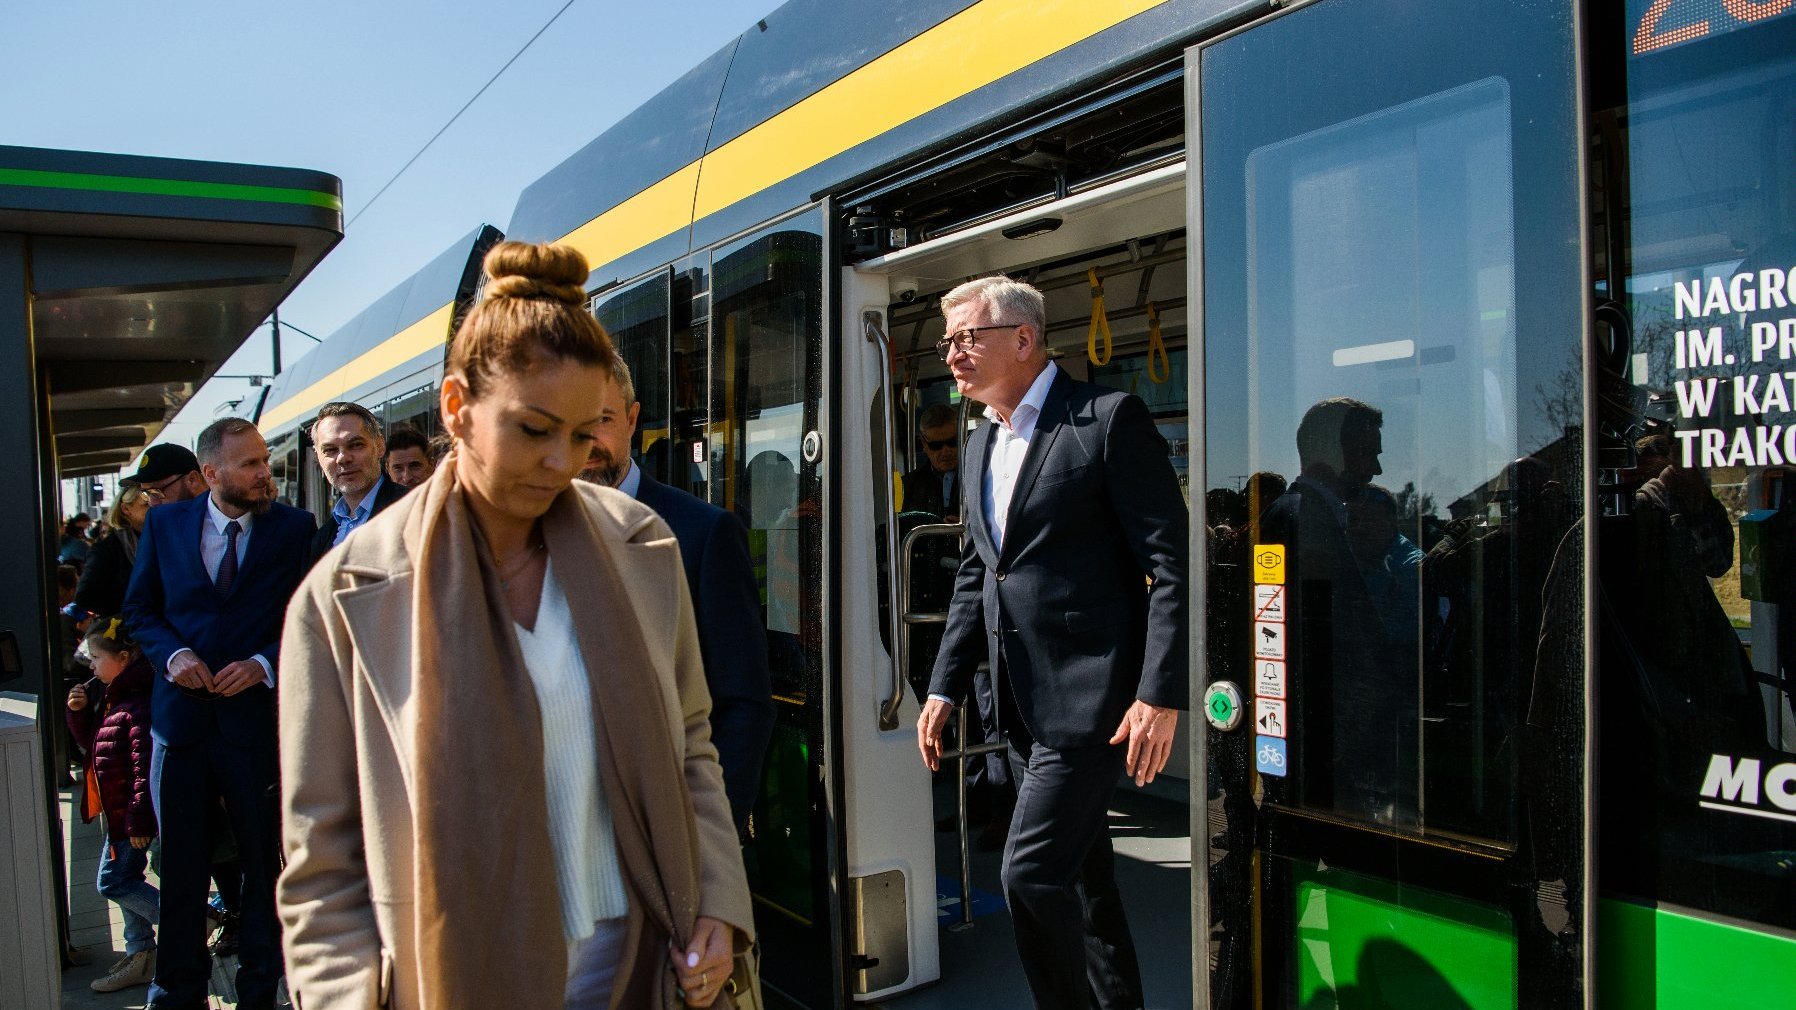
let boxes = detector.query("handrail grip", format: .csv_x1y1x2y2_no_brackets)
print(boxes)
892,522,965,726
868,310,909,731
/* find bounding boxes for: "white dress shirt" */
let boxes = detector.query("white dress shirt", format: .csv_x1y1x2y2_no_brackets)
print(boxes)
514,559,631,939
981,361,1058,552
167,494,273,686
930,362,1058,708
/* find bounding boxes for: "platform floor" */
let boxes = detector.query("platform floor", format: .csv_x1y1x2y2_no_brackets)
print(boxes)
871,781,1194,1010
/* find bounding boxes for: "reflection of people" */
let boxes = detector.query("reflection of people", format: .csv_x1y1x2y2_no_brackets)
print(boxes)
902,403,961,520
1263,397,1416,824
916,276,1188,1010
1345,484,1423,641
279,243,754,1009
123,417,315,1009
580,353,774,834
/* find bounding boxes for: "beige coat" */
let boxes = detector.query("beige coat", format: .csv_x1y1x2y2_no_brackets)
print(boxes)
277,481,753,1009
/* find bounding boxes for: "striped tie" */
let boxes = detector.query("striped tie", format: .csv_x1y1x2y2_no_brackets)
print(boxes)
215,520,242,595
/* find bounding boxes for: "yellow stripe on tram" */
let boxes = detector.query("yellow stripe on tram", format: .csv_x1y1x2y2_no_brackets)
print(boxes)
690,0,1171,221
270,0,1172,429
259,302,457,433
561,0,1171,263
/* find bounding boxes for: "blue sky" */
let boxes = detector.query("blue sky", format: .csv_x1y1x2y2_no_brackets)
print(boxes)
3,0,766,466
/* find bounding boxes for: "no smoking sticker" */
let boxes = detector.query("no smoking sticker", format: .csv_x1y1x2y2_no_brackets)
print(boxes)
1253,584,1286,623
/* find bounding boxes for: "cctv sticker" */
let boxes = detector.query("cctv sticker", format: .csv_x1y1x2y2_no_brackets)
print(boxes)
1253,621,1286,660
1252,544,1285,585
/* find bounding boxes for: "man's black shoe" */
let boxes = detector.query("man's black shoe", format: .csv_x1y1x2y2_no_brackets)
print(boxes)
209,912,240,957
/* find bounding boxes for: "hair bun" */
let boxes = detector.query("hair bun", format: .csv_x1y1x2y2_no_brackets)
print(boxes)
482,241,590,307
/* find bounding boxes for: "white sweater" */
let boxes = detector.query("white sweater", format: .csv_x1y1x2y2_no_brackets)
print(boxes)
514,559,630,940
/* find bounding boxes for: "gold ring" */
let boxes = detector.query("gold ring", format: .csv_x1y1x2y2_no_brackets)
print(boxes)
702,969,710,988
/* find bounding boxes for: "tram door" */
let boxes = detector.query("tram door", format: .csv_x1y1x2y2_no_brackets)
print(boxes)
597,210,840,1008
1190,0,1590,1006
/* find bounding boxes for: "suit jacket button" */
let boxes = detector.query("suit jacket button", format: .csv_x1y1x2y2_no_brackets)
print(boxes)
995,570,1006,581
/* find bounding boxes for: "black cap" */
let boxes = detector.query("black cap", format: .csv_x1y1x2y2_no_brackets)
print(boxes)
121,443,200,485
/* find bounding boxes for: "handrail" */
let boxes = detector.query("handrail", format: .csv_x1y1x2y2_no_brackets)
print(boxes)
887,521,963,729
867,309,912,732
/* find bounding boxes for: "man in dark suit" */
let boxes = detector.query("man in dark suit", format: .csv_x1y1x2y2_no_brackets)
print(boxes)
901,402,962,520
308,401,408,563
917,276,1187,1010
124,417,315,1010
580,354,775,832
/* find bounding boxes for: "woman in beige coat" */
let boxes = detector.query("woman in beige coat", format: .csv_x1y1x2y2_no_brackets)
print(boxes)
277,242,754,1009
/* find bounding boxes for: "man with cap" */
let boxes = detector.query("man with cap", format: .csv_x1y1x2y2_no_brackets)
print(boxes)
122,444,208,505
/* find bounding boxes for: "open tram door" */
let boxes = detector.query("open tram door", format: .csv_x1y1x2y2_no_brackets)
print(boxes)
1189,0,1594,1006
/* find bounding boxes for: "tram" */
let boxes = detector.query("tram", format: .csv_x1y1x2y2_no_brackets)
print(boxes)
255,0,1796,1005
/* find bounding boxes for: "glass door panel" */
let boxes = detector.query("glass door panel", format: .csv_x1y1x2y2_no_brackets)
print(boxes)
708,212,838,1008
1192,0,1587,1005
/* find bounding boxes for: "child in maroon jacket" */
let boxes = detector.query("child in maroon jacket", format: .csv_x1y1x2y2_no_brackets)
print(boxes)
66,616,159,993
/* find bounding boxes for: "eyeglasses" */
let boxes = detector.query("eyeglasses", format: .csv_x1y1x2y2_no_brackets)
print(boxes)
139,475,184,503
935,324,1020,360
924,438,956,451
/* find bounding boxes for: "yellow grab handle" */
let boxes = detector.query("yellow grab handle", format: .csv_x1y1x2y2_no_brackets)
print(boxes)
1087,267,1113,367
1146,302,1171,384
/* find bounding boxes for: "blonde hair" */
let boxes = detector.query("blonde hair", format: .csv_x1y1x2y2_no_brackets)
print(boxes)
106,485,145,528
448,242,616,399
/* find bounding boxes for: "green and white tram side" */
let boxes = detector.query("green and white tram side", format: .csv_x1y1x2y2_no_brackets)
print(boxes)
258,0,1796,1006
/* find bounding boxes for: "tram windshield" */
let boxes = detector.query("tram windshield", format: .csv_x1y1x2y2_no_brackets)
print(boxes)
1602,0,1796,932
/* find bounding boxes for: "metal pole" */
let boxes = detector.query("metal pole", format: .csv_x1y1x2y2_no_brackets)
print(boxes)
270,308,282,377
955,702,974,929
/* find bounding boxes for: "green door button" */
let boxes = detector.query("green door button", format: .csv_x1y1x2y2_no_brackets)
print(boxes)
1204,681,1244,732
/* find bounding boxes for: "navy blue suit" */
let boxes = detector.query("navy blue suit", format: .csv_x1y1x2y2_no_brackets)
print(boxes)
123,494,313,1008
927,370,1187,1010
636,471,775,832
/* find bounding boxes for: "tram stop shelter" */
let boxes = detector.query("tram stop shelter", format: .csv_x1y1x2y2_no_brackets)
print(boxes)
0,145,341,980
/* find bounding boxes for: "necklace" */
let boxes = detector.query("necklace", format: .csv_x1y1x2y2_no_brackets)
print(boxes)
495,538,546,586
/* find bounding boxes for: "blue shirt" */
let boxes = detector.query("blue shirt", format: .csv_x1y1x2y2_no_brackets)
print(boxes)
331,475,389,546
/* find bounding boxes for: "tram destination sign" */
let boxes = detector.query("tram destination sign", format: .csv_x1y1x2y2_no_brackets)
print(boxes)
1631,0,1795,57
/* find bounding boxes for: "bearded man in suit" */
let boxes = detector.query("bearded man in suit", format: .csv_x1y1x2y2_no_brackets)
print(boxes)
916,276,1187,1010
579,354,775,832
124,417,315,1010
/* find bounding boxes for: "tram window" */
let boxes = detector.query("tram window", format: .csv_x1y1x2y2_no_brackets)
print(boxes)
1603,9,1796,932
1092,349,1190,499
1205,51,1587,847
594,271,672,483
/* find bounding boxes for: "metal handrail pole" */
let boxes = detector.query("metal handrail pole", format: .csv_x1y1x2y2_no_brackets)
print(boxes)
887,523,963,728
866,310,909,731
955,702,975,929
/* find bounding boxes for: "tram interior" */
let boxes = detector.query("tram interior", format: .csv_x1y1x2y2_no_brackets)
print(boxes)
858,171,1196,1007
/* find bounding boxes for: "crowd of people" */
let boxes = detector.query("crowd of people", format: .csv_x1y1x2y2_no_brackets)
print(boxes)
52,245,1191,1010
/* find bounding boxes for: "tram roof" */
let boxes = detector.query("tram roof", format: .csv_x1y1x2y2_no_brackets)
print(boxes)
508,0,1255,286
258,225,500,436
0,144,343,477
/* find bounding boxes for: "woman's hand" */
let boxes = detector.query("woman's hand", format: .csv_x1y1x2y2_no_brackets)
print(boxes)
670,915,734,1008
66,686,87,712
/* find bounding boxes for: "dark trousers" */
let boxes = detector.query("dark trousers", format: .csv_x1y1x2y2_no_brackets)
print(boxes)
149,734,281,1007
1001,727,1144,1010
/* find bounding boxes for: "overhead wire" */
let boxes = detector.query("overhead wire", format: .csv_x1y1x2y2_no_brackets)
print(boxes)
346,0,580,229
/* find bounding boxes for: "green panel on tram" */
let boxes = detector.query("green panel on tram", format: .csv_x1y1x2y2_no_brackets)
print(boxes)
1598,899,1796,1010
1291,864,1516,1010
745,722,814,923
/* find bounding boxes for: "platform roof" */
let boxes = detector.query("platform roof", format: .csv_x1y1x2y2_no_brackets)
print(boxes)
0,145,343,476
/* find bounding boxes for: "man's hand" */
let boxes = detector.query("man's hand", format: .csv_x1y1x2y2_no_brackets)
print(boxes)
917,697,954,772
167,651,215,693
670,915,734,1008
1109,700,1179,787
211,660,265,697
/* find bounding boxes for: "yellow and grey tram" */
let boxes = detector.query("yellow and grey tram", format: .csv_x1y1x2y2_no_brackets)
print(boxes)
257,0,1796,1005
